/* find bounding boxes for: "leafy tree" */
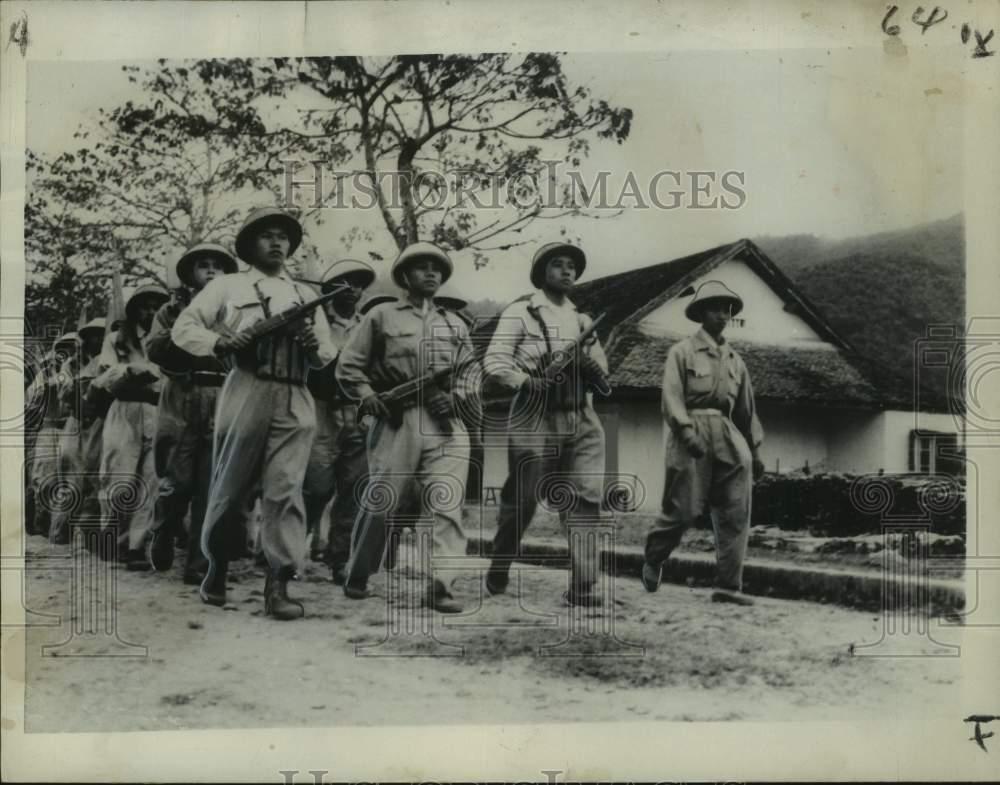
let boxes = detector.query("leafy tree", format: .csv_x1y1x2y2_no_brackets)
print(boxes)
113,55,633,267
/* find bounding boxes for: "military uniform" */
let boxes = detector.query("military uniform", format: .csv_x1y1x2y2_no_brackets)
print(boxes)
335,246,473,601
146,244,238,578
49,330,103,543
645,288,763,595
146,294,228,576
25,345,74,537
90,309,166,558
485,287,610,597
171,267,337,582
302,309,367,570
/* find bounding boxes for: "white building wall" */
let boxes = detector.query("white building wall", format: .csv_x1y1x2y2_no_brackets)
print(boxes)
754,401,832,474
638,257,830,346
825,410,886,473
882,409,963,471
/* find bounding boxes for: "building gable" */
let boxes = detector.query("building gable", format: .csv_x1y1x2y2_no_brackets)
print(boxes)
638,256,830,346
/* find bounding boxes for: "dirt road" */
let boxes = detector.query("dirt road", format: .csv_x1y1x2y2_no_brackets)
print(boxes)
18,536,961,732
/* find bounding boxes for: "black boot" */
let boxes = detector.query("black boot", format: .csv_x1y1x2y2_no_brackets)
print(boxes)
425,579,464,614
199,558,228,607
330,562,348,586
484,561,510,596
264,568,305,620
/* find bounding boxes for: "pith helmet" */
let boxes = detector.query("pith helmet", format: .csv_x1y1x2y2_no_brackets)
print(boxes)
530,242,587,289
359,293,399,315
78,317,106,339
684,280,744,322
391,242,453,288
321,259,376,293
434,281,468,312
234,207,303,264
176,243,238,287
124,284,170,322
53,331,80,351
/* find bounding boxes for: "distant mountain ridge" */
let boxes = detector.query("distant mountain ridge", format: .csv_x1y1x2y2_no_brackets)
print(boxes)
756,213,963,277
755,214,964,407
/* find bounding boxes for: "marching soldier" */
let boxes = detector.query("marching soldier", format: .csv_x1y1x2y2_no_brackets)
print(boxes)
434,285,486,506
89,285,170,568
335,242,474,613
640,281,765,605
483,242,611,607
302,259,375,583
27,333,81,538
171,207,337,620
50,320,106,544
146,243,239,582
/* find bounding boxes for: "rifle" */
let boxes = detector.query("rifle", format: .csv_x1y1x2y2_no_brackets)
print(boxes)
540,311,611,396
358,354,480,428
217,282,349,352
379,356,477,408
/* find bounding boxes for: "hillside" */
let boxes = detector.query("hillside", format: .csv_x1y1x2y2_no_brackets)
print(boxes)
757,216,965,408
756,213,963,277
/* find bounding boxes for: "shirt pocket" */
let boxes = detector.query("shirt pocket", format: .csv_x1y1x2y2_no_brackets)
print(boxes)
686,355,715,395
225,297,264,332
382,324,418,361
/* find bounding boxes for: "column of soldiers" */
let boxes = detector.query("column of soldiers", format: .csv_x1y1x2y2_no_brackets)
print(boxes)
25,205,765,620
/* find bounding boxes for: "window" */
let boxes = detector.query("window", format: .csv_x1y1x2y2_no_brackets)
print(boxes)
910,431,964,475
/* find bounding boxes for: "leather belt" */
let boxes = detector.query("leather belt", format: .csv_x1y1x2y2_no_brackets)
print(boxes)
689,407,725,416
191,371,227,387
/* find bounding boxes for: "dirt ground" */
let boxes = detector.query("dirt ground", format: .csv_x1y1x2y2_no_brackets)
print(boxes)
16,533,963,733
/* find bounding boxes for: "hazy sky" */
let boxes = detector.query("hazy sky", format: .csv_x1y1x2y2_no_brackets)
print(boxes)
28,47,964,301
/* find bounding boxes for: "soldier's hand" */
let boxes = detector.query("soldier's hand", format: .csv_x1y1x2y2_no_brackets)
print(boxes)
680,426,707,459
580,354,608,384
426,390,454,420
522,376,549,399
214,333,253,356
295,323,321,354
751,455,766,482
359,394,390,420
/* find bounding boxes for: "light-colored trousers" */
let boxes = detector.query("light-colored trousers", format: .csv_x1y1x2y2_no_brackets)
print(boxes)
29,424,63,537
99,400,158,551
346,407,469,588
49,416,83,542
200,369,315,574
645,411,752,591
492,406,608,591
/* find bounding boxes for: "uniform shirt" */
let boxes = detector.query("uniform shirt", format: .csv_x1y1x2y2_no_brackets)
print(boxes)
328,309,362,350
91,324,162,400
661,328,763,450
336,297,473,402
146,292,227,376
485,291,609,392
170,267,337,368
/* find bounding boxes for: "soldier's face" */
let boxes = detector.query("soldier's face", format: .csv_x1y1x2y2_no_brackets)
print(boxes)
403,259,444,296
82,332,104,357
191,256,229,290
134,298,161,332
330,273,366,307
253,226,291,271
544,256,578,293
701,301,732,336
